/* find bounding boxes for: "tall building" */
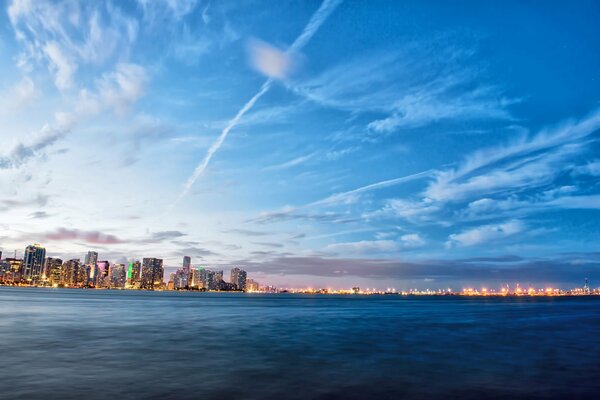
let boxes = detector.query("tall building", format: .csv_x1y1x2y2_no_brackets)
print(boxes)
22,244,46,282
96,260,110,287
230,267,247,291
141,258,163,290
84,251,98,267
62,259,81,286
127,260,142,288
84,251,99,285
44,257,63,285
110,264,126,288
182,256,191,275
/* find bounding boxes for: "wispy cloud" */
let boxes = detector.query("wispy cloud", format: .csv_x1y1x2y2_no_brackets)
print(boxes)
9,0,138,90
286,41,515,133
43,228,124,245
263,152,318,171
446,220,525,248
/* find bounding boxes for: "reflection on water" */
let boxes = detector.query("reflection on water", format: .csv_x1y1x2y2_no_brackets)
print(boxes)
1,287,599,399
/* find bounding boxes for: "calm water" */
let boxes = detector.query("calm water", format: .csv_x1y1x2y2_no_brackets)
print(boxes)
1,287,599,399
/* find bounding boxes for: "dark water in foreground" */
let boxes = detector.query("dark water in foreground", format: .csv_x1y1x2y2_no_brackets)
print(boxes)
1,288,599,400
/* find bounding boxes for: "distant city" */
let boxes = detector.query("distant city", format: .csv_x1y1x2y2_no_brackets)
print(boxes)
0,243,273,292
0,243,598,296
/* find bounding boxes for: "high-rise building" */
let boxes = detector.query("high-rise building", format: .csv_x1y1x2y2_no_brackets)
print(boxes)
84,251,98,285
62,259,81,286
22,244,46,282
182,256,191,274
127,260,142,288
110,264,126,288
230,267,247,291
141,258,163,290
84,251,98,267
44,257,63,285
96,260,110,287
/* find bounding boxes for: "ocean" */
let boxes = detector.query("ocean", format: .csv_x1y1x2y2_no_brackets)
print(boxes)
0,287,599,399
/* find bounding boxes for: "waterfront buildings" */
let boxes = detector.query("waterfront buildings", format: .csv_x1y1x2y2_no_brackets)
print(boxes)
22,244,46,282
230,267,247,291
141,258,164,290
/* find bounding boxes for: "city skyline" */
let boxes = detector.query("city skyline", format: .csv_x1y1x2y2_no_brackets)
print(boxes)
1,0,600,289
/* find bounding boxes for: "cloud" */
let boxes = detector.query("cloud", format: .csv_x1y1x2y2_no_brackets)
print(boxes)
247,39,293,80
286,41,514,133
76,63,148,115
9,0,139,91
137,231,187,244
224,229,270,237
137,0,198,22
327,240,399,254
0,76,37,112
0,194,49,211
364,109,600,228
0,61,147,171
573,160,600,176
29,211,49,219
0,124,68,170
263,152,317,171
426,110,600,202
43,228,124,244
446,220,525,248
252,242,284,248
327,233,425,255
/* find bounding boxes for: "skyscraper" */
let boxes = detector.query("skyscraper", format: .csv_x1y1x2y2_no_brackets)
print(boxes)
230,267,247,291
84,251,99,285
110,264,126,288
22,244,46,282
62,259,81,287
182,256,191,274
141,258,163,290
44,257,63,285
84,251,98,267
127,260,142,288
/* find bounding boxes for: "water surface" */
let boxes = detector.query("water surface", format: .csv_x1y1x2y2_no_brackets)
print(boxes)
1,287,599,399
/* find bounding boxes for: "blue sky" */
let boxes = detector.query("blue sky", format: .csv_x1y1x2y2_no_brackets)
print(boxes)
1,0,599,289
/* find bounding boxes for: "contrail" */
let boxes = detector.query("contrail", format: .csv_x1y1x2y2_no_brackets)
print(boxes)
308,169,435,207
168,0,343,211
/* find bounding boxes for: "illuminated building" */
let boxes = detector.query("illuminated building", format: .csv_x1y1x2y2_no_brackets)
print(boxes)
126,260,142,288
246,279,260,292
230,267,247,291
141,258,163,290
62,259,81,286
197,267,207,289
96,260,110,287
44,257,63,285
22,244,46,282
213,270,223,290
110,263,126,288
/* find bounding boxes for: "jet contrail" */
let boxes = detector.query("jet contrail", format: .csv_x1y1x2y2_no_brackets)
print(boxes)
168,0,343,211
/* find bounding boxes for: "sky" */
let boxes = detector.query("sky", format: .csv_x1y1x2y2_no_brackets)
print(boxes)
1,0,599,290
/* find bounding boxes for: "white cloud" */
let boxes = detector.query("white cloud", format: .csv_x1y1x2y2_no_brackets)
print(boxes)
43,41,76,90
400,233,425,248
0,76,37,112
286,43,514,132
327,240,399,254
9,0,139,91
247,39,293,80
446,220,524,248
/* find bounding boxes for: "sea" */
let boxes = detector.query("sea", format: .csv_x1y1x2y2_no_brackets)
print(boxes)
0,287,599,399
